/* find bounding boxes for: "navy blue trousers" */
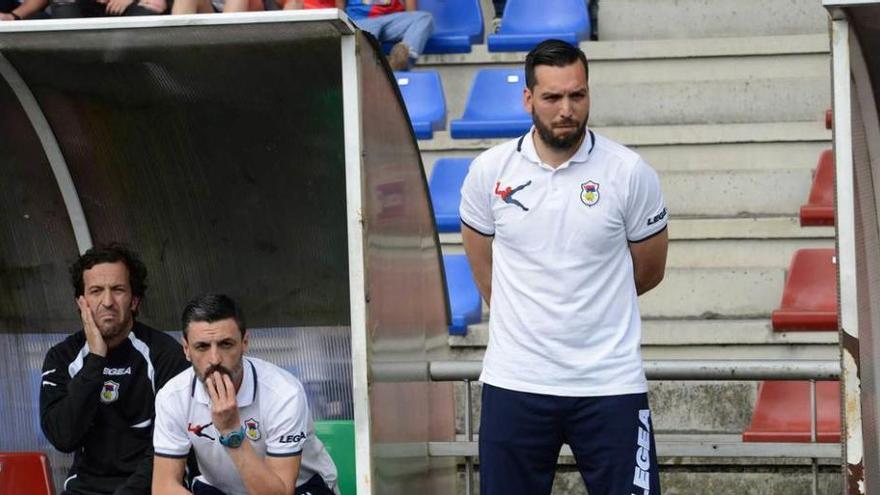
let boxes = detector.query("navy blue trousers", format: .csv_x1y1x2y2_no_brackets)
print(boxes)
479,384,661,495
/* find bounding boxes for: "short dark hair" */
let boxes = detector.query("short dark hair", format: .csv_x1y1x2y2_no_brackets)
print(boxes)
181,293,246,339
70,243,148,299
525,39,589,91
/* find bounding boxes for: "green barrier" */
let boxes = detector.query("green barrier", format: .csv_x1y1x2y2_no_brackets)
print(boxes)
314,420,356,495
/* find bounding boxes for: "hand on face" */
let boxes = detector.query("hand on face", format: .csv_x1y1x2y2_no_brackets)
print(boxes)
206,370,241,434
77,296,108,357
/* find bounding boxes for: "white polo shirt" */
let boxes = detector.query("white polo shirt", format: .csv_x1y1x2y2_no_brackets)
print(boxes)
460,128,668,397
154,357,338,494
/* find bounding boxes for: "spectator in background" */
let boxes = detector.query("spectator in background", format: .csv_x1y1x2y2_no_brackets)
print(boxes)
40,244,189,494
50,0,167,18
0,0,48,19
171,0,342,18
346,0,433,71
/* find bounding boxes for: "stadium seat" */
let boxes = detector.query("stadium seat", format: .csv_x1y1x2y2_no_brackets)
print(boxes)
443,254,482,335
799,149,835,227
0,452,55,495
771,248,838,331
314,420,355,495
825,108,833,130
395,71,447,140
487,0,591,52
421,0,484,54
429,158,472,233
743,380,841,443
450,69,531,139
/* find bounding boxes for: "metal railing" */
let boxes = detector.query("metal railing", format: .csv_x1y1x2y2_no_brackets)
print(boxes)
426,359,841,495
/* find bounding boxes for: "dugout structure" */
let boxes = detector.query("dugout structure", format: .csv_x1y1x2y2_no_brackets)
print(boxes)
824,1,880,493
0,11,454,494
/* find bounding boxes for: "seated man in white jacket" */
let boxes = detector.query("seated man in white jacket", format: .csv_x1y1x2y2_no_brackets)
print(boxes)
152,293,338,495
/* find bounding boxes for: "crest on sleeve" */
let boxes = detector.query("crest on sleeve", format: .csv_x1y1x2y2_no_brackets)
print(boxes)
100,380,119,404
245,417,261,441
580,181,600,207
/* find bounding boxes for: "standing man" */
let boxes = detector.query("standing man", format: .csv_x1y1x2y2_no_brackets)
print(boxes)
40,244,190,494
460,39,668,495
152,293,338,495
346,0,433,71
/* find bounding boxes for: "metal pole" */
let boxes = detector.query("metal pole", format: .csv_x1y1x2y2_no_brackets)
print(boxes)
464,379,474,495
810,379,818,495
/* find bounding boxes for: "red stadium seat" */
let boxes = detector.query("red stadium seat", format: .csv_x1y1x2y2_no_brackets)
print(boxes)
825,108,833,130
771,248,838,331
0,452,55,495
799,149,835,227
743,380,840,443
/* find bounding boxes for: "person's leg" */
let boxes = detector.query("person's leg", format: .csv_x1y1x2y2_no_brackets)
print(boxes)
294,474,336,495
478,384,565,495
50,0,102,18
564,393,661,495
351,15,387,42
121,3,163,14
376,11,433,60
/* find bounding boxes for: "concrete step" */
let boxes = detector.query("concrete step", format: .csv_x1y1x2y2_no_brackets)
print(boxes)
598,0,828,40
450,267,785,320
431,166,816,217
440,216,835,247
419,121,831,181
646,266,780,318
418,122,832,171
419,34,829,67
423,141,831,178
665,168,814,216
452,319,838,359
426,52,829,128
443,237,835,269
450,375,833,436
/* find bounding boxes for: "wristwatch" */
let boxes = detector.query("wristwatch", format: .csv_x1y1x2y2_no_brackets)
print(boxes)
219,427,246,448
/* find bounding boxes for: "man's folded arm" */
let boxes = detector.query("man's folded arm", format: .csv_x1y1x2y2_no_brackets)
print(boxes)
39,349,106,452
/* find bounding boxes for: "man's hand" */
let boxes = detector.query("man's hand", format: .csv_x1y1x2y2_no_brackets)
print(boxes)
77,296,108,357
0,12,18,20
206,371,241,435
104,0,133,15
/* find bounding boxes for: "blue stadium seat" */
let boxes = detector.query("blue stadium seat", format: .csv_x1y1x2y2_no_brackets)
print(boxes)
450,69,531,139
443,254,481,335
429,158,472,233
421,0,484,54
488,0,591,52
396,71,447,140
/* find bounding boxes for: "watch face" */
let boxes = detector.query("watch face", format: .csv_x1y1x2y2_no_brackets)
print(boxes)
221,429,245,448
227,433,243,448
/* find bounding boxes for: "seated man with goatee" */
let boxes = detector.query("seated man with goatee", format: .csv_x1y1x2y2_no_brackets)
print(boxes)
152,293,338,495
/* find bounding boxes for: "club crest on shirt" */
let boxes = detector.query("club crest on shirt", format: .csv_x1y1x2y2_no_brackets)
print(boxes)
100,380,120,404
245,417,261,441
580,180,600,207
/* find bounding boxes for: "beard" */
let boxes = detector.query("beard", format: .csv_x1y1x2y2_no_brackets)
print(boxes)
94,309,132,341
533,110,587,151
